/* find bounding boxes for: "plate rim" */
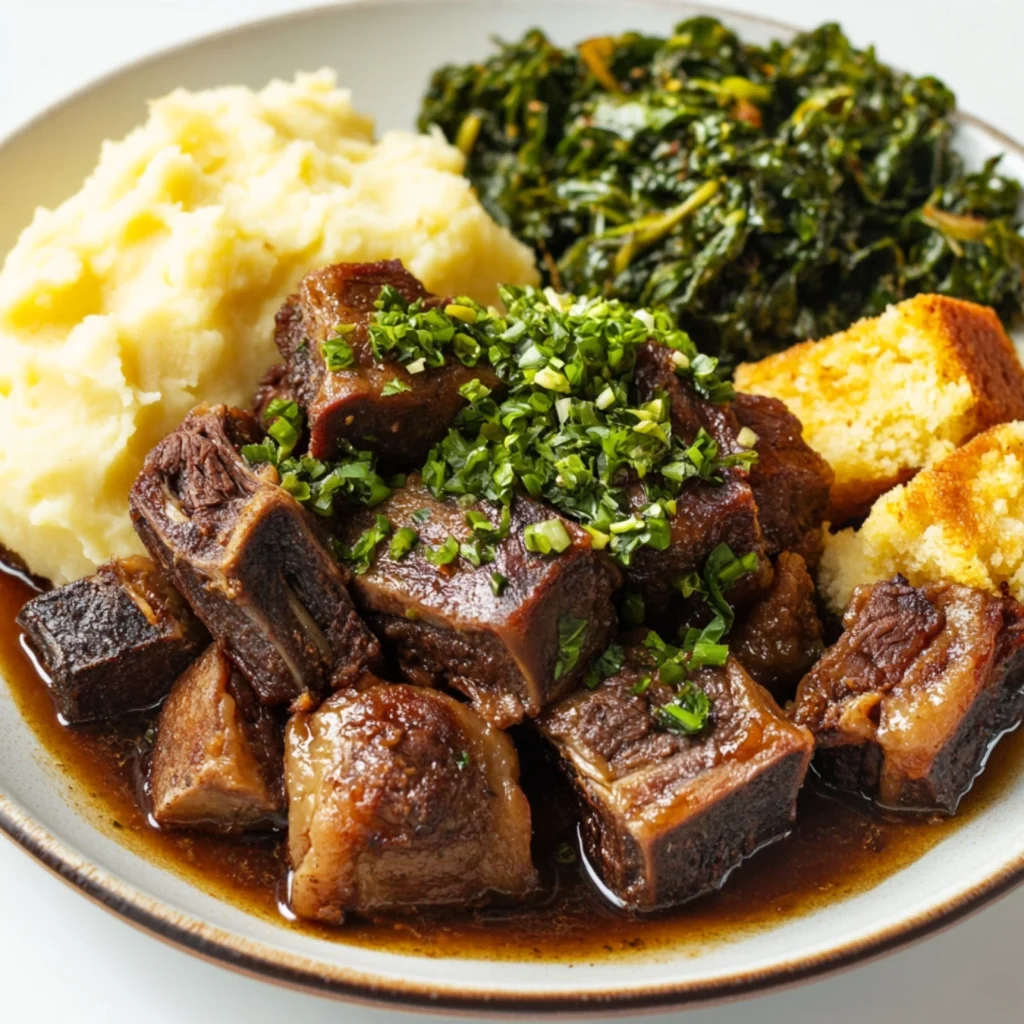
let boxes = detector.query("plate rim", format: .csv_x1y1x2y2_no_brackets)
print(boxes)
2,0,1024,1014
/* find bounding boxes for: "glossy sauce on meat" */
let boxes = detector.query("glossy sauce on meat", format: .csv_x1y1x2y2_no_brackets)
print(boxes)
4,563,1022,961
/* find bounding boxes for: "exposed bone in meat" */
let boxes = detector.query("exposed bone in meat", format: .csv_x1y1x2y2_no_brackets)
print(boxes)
538,637,812,910
275,260,500,464
16,556,207,723
336,473,620,727
284,676,536,923
791,576,1024,813
149,644,284,831
130,404,379,705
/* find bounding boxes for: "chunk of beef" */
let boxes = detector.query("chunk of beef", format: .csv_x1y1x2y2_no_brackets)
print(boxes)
149,645,284,831
732,392,834,566
276,260,500,464
284,677,536,923
791,576,1024,814
130,404,379,706
538,638,813,910
337,474,619,728
731,552,824,701
16,556,207,724
628,343,770,621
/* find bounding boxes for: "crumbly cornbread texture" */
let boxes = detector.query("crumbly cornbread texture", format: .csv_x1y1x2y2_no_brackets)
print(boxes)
819,422,1024,613
735,295,1024,523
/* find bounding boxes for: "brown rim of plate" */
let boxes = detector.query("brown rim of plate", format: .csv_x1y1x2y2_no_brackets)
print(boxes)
2,0,1024,1015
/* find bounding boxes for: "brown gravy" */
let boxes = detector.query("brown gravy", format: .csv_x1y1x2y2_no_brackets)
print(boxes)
2,563,1021,962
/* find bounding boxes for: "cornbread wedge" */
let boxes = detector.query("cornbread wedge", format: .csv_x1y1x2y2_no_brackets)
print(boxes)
735,295,1024,522
819,422,1024,614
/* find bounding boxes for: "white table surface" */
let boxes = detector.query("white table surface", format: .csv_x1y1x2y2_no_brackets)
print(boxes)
1,1,1023,1021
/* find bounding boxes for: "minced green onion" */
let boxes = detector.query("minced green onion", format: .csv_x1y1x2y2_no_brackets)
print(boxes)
524,518,572,554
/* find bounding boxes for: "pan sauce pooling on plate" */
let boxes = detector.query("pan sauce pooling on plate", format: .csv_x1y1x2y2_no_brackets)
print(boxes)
6,14,1024,940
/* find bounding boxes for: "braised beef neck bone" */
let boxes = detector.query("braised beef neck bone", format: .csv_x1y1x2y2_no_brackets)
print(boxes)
275,260,500,464
627,342,770,622
16,556,207,724
732,393,834,566
285,677,537,924
791,576,1024,814
129,404,379,706
338,473,619,728
730,552,824,701
149,644,284,832
538,640,812,910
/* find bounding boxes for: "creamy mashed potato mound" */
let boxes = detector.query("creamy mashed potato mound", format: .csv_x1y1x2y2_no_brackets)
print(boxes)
0,70,538,584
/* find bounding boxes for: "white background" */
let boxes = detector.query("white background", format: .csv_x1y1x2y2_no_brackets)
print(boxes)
1,1,1023,1021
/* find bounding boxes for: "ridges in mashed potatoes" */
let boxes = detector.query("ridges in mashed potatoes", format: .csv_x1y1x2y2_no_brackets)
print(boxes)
0,70,538,585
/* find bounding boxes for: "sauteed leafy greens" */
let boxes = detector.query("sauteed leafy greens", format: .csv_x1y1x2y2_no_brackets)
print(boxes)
419,17,1024,361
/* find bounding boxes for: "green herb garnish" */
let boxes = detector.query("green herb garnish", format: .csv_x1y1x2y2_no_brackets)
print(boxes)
524,518,573,555
381,377,412,396
654,682,712,735
389,527,419,561
555,614,589,680
490,571,508,596
425,535,460,567
341,514,391,575
455,750,471,770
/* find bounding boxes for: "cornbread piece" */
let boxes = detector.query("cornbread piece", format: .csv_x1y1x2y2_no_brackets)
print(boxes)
791,576,1024,814
16,556,207,724
538,641,813,910
731,553,824,701
732,393,834,565
276,260,501,463
149,645,284,831
628,342,770,618
285,678,536,923
735,295,1024,522
338,474,619,728
820,422,1024,615
130,404,379,706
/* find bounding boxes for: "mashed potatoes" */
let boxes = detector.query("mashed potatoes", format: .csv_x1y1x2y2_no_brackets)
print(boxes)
0,70,538,584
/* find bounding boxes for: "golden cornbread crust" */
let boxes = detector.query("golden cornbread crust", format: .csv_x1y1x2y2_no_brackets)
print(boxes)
735,295,1024,523
819,421,1024,614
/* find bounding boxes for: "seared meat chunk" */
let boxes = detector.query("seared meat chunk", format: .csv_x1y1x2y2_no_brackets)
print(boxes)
732,393,833,566
149,645,284,831
276,260,500,464
338,474,619,727
791,576,1024,814
628,343,770,619
16,556,207,723
538,639,813,910
731,553,824,701
130,404,379,706
284,677,536,923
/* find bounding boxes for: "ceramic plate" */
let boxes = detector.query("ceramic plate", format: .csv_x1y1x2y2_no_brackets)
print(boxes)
2,0,1024,1014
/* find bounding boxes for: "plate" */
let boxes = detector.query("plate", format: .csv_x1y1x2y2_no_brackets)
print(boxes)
2,0,1023,1014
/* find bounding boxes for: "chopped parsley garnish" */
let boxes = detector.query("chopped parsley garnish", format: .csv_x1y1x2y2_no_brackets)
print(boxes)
424,535,460,567
654,683,711,735
381,377,412,396
340,514,391,575
389,527,419,561
555,614,589,680
584,642,625,689
322,327,356,371
455,750,471,770
489,571,508,596
242,406,392,515
412,507,432,524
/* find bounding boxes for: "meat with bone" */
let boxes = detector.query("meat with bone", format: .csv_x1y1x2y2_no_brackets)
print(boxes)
275,260,500,464
537,637,813,910
730,552,824,701
149,644,284,832
284,676,536,923
790,576,1024,814
16,556,207,724
337,473,620,728
129,404,379,706
731,393,833,566
627,342,770,621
